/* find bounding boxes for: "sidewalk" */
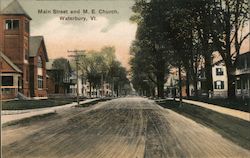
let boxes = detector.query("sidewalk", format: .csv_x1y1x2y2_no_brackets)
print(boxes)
1,98,99,124
176,99,250,122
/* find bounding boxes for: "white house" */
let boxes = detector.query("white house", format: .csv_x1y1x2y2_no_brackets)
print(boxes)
235,51,250,98
212,60,228,98
69,72,112,98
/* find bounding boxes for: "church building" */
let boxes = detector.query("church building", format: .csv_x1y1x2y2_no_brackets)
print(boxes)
0,0,49,99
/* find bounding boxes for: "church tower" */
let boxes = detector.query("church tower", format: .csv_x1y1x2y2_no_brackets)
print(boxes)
0,0,32,96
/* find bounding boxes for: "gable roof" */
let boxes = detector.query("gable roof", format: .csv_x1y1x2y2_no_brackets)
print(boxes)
46,59,54,70
29,36,49,62
1,0,32,20
0,51,22,73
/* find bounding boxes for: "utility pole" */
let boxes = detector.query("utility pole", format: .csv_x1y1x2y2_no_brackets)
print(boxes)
68,50,85,106
0,0,3,141
101,73,103,98
0,51,2,158
1,1,3,157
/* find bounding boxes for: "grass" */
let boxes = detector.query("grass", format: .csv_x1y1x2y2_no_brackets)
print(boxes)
186,97,250,112
2,98,77,110
157,100,250,150
75,98,112,108
3,112,57,127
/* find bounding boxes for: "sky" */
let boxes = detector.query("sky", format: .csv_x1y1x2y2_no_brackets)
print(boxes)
1,0,137,69
1,0,249,69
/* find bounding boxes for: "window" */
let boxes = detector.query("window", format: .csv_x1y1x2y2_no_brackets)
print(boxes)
236,79,241,89
2,76,13,86
5,20,19,30
38,75,43,89
216,68,223,76
242,78,248,90
25,20,29,33
247,55,250,68
214,81,224,89
38,56,43,68
25,49,29,60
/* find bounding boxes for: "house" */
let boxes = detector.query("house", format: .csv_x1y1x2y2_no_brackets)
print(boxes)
0,0,49,99
46,59,72,95
212,60,228,98
69,74,112,98
235,51,250,98
0,51,22,99
164,68,188,98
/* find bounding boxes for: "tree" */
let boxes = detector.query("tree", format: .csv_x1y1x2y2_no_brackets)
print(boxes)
130,0,173,98
210,0,249,97
77,46,129,97
77,51,106,97
51,58,72,93
52,58,72,79
130,0,249,100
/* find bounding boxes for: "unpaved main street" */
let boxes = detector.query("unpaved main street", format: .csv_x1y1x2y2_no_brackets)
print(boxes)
3,97,250,158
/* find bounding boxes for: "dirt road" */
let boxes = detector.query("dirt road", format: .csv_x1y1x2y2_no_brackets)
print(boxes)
3,97,250,158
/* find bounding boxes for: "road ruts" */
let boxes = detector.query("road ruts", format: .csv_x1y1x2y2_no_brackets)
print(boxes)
2,97,250,158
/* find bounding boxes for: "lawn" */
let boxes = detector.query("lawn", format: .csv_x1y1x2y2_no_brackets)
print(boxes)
186,97,250,112
2,98,77,110
157,100,250,150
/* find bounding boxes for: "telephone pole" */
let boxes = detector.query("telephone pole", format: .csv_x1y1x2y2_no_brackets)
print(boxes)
0,1,3,157
0,51,2,158
68,49,85,106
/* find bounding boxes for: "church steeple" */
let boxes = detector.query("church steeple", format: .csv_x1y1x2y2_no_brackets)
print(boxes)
1,0,32,20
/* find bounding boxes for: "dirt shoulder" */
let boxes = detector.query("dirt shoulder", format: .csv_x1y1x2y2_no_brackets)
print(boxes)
158,99,250,150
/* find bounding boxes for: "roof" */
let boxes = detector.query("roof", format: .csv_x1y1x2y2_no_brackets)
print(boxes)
46,59,54,70
212,59,225,66
1,0,32,20
238,51,250,57
29,36,49,62
0,51,22,73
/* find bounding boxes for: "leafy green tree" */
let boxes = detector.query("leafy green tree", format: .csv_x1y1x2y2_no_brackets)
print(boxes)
210,0,249,97
77,46,129,97
130,0,173,98
51,58,72,93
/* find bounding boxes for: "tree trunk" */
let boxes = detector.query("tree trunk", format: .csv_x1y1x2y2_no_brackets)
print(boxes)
186,69,190,98
227,67,236,98
156,68,165,98
89,82,92,98
191,57,198,97
157,76,164,98
178,64,183,105
204,52,213,97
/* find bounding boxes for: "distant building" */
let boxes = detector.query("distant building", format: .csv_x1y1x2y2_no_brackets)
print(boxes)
46,60,73,96
235,51,250,98
0,0,48,99
69,74,112,98
164,68,187,97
